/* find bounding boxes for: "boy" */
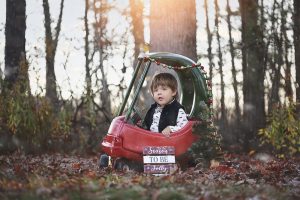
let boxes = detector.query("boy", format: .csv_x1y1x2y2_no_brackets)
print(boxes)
143,73,188,137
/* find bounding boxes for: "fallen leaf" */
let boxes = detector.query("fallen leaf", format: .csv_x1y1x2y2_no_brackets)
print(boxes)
210,159,220,168
85,170,96,178
214,165,236,174
72,163,81,170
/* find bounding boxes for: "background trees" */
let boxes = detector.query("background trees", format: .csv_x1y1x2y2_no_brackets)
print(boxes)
42,0,64,108
4,0,27,90
239,0,265,150
294,0,300,115
150,0,197,60
0,0,299,154
129,0,144,64
146,0,197,106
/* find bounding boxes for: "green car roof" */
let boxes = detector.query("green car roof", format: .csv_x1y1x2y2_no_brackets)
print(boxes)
146,52,196,67
143,52,211,119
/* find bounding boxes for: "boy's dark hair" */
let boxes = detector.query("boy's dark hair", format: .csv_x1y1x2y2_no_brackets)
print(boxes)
150,73,178,95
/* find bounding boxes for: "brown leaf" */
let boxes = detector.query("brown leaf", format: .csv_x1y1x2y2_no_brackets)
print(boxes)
13,164,21,173
85,170,96,178
72,163,81,170
214,165,236,174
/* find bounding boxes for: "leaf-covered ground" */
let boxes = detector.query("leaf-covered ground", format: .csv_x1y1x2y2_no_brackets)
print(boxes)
0,152,299,200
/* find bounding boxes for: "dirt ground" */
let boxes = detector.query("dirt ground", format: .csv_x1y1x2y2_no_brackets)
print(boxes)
0,152,299,200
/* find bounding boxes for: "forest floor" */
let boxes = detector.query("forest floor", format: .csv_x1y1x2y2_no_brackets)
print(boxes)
0,152,299,200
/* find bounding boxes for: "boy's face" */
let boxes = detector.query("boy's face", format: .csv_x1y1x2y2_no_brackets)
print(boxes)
152,85,177,107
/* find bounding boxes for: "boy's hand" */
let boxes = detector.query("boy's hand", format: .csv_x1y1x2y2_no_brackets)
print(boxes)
136,120,142,127
161,126,171,137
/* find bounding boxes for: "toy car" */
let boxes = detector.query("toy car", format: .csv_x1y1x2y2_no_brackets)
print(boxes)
99,52,212,170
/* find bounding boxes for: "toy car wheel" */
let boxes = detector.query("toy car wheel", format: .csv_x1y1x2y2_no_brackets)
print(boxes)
113,158,130,171
99,154,109,168
113,158,144,172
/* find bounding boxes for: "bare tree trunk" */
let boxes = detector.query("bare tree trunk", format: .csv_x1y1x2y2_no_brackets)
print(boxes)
226,0,241,124
148,0,197,106
269,44,282,109
294,0,300,115
73,0,95,127
259,0,268,70
259,0,271,113
130,0,144,64
42,0,64,107
94,0,112,121
81,0,94,131
204,0,214,85
4,0,27,91
279,1,293,103
129,0,147,103
280,1,293,103
0,64,3,90
214,0,226,126
150,0,197,60
239,0,265,150
282,2,293,103
268,0,281,110
261,0,276,114
84,0,92,99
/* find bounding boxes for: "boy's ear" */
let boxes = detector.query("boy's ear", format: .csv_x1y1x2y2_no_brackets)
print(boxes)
172,90,177,97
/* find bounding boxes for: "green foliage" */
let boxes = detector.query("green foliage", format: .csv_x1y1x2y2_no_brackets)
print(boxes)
188,97,222,165
7,87,37,139
103,188,147,200
259,103,300,157
156,189,185,200
0,80,71,152
190,121,222,164
195,101,211,121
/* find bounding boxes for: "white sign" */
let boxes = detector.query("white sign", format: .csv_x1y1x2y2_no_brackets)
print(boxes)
143,155,175,164
144,164,177,173
143,146,175,155
143,146,176,174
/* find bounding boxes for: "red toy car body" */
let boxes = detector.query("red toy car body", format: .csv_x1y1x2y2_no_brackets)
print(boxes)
102,116,198,162
99,52,212,169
